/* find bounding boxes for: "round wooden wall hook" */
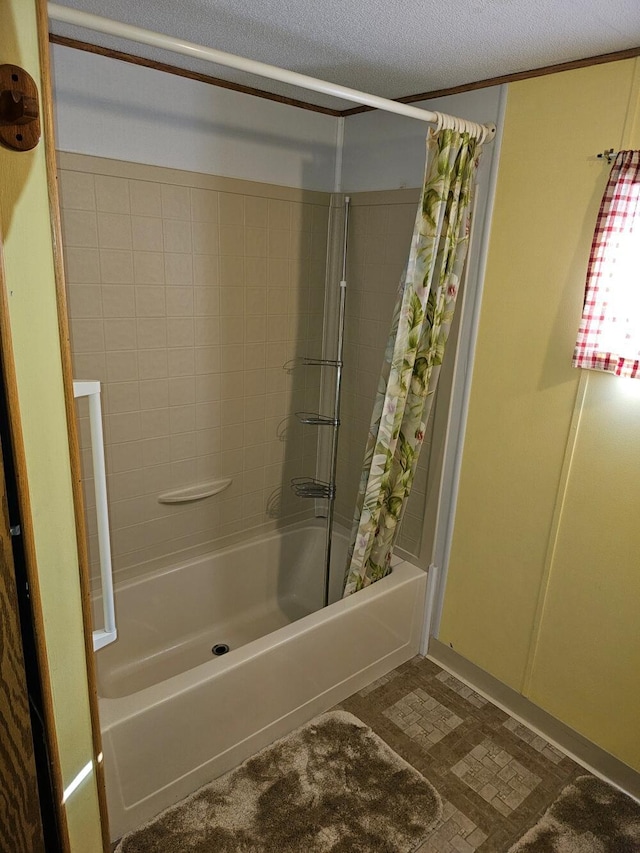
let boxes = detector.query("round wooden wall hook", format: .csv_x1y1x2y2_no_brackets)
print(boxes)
0,64,41,152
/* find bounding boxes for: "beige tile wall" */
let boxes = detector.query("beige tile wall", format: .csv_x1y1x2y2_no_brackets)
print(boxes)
59,153,330,583
335,190,440,559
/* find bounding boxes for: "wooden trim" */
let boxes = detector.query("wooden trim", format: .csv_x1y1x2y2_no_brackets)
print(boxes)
428,639,640,800
48,31,640,122
0,384,46,853
340,45,640,117
0,193,71,853
49,33,344,117
37,3,111,851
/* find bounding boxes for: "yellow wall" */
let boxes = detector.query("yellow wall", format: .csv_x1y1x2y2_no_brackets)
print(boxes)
0,1,103,848
440,58,640,770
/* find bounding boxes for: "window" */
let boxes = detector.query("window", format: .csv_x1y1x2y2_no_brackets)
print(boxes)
573,150,640,378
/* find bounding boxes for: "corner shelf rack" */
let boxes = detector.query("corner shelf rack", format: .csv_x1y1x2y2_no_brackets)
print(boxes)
291,197,350,607
290,477,335,500
295,412,339,427
301,357,343,367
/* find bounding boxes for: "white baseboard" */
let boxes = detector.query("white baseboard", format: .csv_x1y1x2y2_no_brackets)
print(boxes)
428,638,640,802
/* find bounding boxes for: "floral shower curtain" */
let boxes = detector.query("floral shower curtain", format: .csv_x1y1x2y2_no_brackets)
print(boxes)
343,126,484,596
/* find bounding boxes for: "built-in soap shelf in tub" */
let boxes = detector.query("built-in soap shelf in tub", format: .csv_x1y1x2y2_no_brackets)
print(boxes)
158,479,232,504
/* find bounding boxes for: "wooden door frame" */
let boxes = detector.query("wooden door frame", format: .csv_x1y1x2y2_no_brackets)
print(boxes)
0,363,47,853
0,1,111,849
34,0,111,846
0,213,71,850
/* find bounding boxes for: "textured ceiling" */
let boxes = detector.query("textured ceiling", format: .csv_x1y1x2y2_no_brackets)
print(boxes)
48,0,640,110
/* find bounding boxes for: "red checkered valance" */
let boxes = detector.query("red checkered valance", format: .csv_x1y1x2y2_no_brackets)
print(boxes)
573,150,640,379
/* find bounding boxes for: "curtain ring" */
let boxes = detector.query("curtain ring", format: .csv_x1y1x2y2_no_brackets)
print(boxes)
433,112,492,142
464,119,483,142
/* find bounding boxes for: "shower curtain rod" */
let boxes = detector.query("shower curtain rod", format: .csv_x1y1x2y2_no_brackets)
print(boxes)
47,3,496,142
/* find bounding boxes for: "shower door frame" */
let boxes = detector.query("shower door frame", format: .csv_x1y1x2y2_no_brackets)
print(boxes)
424,84,508,648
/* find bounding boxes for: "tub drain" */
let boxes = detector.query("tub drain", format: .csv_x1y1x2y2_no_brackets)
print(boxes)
212,643,230,656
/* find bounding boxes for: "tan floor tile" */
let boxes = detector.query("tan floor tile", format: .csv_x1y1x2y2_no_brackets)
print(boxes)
414,798,488,852
436,671,488,708
502,717,565,764
383,688,464,749
451,738,542,815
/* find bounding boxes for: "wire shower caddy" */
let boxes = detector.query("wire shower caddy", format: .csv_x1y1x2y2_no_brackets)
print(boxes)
291,196,351,607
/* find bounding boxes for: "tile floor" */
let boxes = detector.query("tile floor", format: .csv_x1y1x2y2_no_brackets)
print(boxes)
334,656,586,852
113,656,590,851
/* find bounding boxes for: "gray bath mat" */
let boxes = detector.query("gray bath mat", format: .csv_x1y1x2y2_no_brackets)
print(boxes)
508,775,640,852
115,710,442,852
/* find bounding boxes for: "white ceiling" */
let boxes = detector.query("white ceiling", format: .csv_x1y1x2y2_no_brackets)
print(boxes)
48,0,640,111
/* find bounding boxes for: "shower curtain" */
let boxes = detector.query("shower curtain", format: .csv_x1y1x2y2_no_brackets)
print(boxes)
343,127,483,596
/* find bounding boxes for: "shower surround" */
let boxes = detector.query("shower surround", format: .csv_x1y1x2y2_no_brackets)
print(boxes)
59,152,330,586
59,154,437,841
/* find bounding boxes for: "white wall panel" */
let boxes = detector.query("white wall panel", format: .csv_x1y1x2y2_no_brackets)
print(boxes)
51,45,339,191
342,87,503,191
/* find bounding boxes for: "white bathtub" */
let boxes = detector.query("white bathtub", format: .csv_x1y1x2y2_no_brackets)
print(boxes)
97,522,427,841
